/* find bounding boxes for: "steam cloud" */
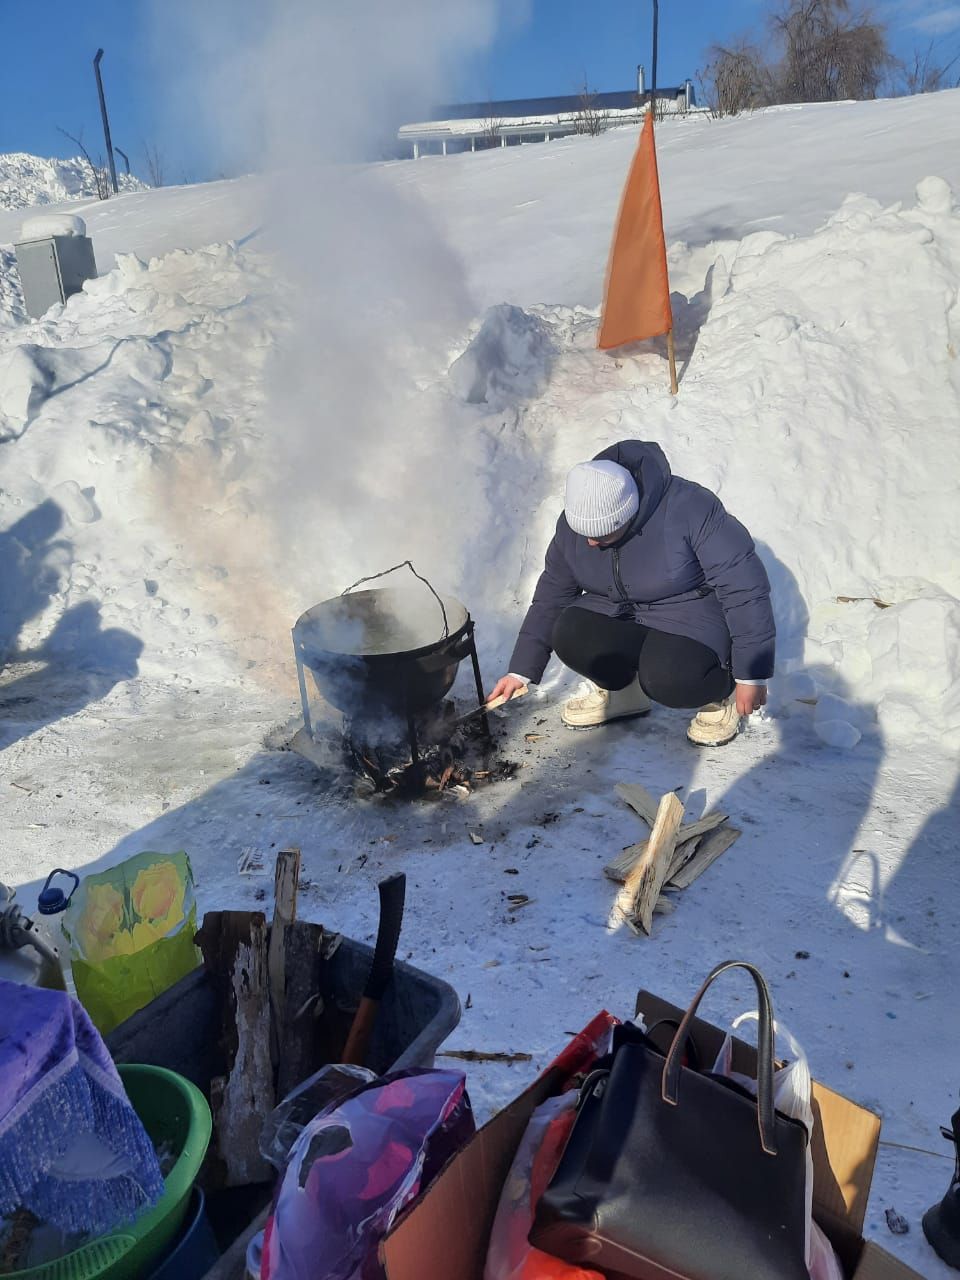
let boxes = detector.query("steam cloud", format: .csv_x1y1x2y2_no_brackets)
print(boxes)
149,0,526,675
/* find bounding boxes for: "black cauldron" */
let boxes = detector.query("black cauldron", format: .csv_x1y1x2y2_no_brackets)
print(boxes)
293,584,475,722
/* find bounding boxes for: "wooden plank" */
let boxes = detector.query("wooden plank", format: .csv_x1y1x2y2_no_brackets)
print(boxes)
277,919,326,1099
196,911,275,1186
676,810,729,843
667,834,702,882
268,847,301,1069
615,792,685,935
668,825,742,890
615,782,661,827
604,839,646,884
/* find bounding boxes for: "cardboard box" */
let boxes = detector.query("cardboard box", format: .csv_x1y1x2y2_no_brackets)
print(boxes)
382,990,923,1280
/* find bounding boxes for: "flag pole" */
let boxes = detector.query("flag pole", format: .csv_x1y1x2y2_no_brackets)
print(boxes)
666,327,678,394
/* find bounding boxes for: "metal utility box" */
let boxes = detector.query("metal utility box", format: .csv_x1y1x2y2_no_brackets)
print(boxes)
14,234,98,318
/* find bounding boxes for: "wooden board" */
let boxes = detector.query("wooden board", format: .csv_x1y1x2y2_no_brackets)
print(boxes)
196,911,275,1186
614,782,661,827
268,848,301,1069
276,919,327,1099
668,825,742,890
615,792,685,935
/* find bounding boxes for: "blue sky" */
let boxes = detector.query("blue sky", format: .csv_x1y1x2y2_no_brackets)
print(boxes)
0,0,957,180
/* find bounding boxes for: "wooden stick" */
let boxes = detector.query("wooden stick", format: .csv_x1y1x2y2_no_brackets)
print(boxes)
438,1049,532,1064
667,328,679,395
268,848,301,1070
456,685,529,724
668,825,741,889
615,791,685,935
667,834,702,882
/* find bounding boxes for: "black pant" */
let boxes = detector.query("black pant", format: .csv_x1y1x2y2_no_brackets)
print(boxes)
552,606,734,710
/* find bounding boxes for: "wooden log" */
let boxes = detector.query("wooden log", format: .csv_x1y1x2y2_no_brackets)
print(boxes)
615,782,661,827
615,792,685,935
196,911,275,1187
268,848,301,1069
668,825,742,890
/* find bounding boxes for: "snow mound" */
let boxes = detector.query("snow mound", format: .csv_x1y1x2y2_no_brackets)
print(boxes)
0,153,146,211
449,303,554,409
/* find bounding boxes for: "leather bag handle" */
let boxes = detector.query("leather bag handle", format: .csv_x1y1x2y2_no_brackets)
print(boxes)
660,960,779,1156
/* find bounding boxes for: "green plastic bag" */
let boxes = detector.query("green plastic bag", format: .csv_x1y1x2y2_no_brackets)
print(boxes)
63,850,202,1035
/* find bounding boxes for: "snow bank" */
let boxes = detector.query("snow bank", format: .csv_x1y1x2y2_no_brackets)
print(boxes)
0,153,145,211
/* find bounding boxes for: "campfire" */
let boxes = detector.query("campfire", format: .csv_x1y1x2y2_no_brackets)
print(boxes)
342,701,519,798
289,564,521,800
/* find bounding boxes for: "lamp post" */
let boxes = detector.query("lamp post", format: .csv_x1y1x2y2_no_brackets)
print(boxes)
93,49,119,195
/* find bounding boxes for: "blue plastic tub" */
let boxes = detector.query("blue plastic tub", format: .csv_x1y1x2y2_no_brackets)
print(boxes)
146,1187,219,1280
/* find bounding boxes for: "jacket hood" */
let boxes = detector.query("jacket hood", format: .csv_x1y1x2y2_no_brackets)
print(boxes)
592,440,672,531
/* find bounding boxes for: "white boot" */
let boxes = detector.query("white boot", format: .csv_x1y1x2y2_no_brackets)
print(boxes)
561,676,652,729
687,694,740,746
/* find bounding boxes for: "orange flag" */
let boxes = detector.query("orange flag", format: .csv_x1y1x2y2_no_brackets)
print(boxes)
598,112,672,351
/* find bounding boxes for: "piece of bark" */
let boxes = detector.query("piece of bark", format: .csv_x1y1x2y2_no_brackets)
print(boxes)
615,782,661,827
268,848,301,1069
668,825,742,889
615,792,685,935
196,911,275,1186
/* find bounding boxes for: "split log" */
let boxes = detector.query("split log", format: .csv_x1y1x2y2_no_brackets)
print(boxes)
668,825,741,890
615,782,661,827
276,919,327,1098
667,834,702,882
615,792,685,935
268,848,301,1070
196,911,275,1186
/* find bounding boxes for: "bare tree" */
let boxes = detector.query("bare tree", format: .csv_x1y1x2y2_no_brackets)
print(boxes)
702,41,772,115
57,126,110,199
574,80,610,136
142,140,165,187
479,109,504,150
899,39,960,94
700,0,895,115
771,0,894,102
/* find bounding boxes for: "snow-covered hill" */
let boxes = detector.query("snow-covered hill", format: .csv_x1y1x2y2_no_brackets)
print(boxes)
2,94,960,1276
0,151,147,212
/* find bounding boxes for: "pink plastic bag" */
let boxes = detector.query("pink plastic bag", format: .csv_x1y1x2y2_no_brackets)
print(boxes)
263,1069,474,1280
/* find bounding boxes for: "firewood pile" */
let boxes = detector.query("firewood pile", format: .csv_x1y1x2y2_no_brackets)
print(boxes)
605,783,741,935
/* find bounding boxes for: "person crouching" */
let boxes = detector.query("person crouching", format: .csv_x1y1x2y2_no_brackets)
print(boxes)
489,439,774,746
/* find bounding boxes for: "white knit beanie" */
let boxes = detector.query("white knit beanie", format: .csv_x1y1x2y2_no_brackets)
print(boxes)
564,460,640,538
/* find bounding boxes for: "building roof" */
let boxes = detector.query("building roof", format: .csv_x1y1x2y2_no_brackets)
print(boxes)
434,87,689,121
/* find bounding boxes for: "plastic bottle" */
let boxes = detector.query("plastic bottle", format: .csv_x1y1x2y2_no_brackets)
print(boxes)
32,869,80,995
0,871,80,992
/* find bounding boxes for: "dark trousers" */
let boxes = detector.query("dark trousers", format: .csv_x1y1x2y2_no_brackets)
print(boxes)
552,606,734,709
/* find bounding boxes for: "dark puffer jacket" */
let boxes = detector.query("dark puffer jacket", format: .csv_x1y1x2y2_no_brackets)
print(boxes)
509,440,775,684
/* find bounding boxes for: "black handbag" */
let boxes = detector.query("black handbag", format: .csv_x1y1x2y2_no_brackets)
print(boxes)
530,961,810,1280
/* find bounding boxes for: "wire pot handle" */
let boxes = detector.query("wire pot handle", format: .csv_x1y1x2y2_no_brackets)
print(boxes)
341,560,450,640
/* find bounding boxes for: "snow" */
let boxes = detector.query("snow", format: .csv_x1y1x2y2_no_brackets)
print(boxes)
1,93,960,1276
0,152,146,211
18,213,87,240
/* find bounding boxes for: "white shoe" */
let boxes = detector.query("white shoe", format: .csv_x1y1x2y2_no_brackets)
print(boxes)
687,694,740,746
561,676,652,729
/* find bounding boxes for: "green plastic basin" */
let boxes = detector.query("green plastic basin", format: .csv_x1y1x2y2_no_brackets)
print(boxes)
7,1064,212,1280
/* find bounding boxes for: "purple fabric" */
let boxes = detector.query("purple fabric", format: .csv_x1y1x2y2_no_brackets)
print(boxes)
510,439,776,684
264,1068,474,1280
0,978,164,1235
